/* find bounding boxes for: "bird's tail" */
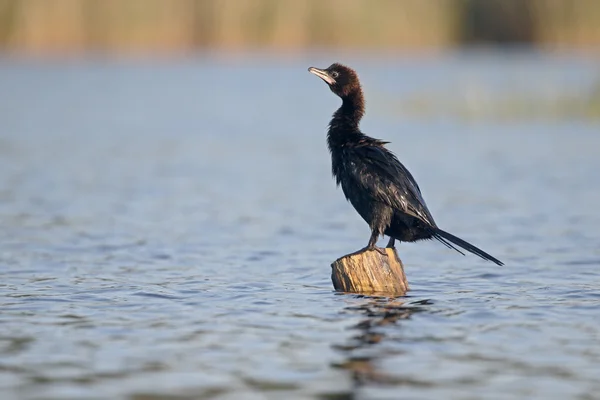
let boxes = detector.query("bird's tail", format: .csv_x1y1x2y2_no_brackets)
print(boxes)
432,228,504,266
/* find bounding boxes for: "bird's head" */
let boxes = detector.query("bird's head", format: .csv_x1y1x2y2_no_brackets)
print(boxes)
308,63,361,99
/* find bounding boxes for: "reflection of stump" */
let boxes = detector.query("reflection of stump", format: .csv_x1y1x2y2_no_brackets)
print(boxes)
331,248,408,296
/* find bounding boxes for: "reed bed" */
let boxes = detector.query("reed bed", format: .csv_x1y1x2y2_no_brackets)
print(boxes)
0,0,599,53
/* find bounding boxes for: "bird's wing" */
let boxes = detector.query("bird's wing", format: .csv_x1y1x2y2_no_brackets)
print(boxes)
348,142,436,226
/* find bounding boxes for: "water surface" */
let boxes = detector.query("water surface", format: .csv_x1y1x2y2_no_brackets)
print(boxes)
1,52,600,399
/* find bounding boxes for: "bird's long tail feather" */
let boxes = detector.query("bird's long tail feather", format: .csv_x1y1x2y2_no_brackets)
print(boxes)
432,228,504,266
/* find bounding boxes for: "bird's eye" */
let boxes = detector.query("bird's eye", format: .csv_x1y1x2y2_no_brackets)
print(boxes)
331,71,339,78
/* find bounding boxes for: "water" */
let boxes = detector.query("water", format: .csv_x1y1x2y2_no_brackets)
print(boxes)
1,52,600,400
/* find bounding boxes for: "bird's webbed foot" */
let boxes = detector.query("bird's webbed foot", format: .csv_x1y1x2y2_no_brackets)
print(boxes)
364,231,387,255
369,245,388,256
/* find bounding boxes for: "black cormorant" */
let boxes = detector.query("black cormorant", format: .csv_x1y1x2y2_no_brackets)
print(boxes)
309,63,503,266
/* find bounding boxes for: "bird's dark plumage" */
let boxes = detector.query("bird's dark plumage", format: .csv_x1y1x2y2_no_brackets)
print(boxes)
308,63,503,266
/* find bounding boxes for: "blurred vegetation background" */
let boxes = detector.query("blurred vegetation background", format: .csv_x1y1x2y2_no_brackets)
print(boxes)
0,0,599,54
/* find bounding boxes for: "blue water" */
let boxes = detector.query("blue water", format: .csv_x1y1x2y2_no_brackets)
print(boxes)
1,52,600,399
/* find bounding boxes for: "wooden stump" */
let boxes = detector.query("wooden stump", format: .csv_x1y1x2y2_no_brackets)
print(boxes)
331,248,408,296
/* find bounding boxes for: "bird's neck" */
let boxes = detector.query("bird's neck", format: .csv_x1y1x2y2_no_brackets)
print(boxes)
327,90,365,147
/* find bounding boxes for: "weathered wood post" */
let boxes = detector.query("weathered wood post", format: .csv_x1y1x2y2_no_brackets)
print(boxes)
331,248,408,296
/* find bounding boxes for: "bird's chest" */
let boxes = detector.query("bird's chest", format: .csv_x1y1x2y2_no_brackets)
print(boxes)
331,151,377,215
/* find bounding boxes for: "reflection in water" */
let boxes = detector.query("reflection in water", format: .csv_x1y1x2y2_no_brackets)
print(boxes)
333,297,431,387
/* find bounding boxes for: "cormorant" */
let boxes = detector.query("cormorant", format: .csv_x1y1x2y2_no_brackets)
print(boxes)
308,63,503,266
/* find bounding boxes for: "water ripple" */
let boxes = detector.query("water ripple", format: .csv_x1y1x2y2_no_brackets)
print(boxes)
1,55,600,399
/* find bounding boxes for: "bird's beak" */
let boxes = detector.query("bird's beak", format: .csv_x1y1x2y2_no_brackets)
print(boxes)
308,67,335,85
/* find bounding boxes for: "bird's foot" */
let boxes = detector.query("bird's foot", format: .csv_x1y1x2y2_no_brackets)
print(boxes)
367,245,388,256
349,244,388,257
